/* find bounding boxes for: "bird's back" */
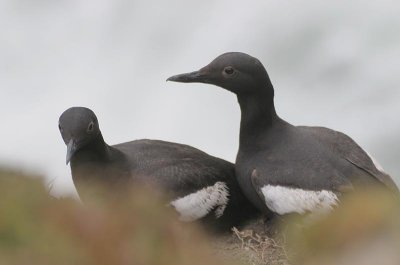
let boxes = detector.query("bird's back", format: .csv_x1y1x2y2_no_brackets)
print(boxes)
298,126,398,192
113,139,259,230
113,139,233,195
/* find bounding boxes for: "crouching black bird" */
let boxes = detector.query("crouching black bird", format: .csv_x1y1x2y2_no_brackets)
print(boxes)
167,52,398,218
58,107,259,231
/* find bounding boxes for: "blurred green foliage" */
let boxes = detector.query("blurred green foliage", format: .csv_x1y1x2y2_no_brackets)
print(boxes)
286,189,400,265
0,168,239,265
2,167,398,265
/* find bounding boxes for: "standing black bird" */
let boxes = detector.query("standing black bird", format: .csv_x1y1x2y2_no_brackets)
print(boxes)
58,107,259,231
167,52,398,216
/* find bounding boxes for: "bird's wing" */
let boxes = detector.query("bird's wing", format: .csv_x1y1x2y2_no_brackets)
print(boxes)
250,169,343,215
114,139,249,224
299,126,398,192
169,181,229,222
114,139,233,188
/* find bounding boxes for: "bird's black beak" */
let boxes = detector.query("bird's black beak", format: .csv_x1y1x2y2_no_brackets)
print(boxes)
66,139,77,165
167,70,210,83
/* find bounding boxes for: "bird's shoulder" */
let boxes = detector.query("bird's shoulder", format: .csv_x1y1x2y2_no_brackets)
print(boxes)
298,126,398,192
246,162,351,193
113,139,235,195
237,129,353,192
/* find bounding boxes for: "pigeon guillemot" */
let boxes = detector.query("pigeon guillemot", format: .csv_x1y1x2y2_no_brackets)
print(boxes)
58,106,259,230
167,52,398,216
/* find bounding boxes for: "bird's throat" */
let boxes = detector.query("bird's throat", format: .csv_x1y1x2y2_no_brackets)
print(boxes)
237,91,278,151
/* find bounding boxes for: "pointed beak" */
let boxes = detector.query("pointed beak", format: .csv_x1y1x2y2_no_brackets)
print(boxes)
167,70,210,83
66,139,77,165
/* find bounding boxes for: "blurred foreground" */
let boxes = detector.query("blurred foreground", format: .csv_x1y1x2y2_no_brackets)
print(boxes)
1,168,399,265
214,187,400,265
0,168,240,265
286,188,400,265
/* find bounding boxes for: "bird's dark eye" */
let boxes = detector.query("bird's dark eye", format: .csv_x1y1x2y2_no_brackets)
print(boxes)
58,124,63,132
224,67,235,75
87,121,95,134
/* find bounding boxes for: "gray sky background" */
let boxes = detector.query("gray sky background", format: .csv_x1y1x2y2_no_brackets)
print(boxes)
1,0,399,196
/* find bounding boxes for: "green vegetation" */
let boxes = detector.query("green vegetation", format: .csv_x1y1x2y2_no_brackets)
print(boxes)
0,169,240,265
1,168,399,265
286,189,400,265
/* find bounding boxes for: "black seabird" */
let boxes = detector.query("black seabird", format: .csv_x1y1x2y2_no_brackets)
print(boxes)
167,52,398,216
58,107,259,231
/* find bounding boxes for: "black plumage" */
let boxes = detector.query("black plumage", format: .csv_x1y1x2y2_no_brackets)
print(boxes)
167,52,398,216
58,107,259,230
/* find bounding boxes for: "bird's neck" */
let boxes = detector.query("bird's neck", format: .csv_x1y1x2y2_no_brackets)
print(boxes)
70,134,130,201
71,134,112,164
237,86,279,152
70,134,128,177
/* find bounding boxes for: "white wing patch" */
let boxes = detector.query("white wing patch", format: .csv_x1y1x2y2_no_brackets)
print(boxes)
365,151,386,173
170,182,229,222
261,185,339,215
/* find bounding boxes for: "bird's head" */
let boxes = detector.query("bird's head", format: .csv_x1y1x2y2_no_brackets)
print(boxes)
58,107,101,164
167,52,273,96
